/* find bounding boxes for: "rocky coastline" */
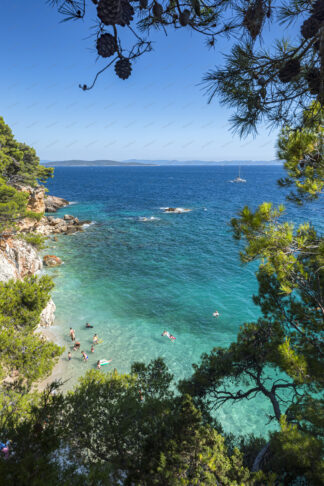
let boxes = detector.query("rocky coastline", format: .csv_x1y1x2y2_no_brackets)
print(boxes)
0,185,89,328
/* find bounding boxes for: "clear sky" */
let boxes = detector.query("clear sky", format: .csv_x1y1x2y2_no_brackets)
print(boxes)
0,1,296,162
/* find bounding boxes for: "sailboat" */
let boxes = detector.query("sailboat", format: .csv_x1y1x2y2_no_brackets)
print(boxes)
230,166,246,183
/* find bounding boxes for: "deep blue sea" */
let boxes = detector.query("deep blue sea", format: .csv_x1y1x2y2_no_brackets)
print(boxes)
43,165,323,437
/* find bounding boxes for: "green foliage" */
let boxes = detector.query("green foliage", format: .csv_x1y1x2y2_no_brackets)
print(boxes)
277,102,324,204
131,356,174,399
0,276,54,331
266,416,324,485
49,360,257,485
0,117,53,233
0,277,62,384
0,116,53,187
0,382,85,486
17,233,47,250
0,181,29,233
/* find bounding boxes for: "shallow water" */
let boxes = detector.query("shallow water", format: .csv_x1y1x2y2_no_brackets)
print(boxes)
43,166,322,436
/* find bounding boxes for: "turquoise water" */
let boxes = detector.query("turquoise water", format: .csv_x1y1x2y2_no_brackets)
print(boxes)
43,166,322,436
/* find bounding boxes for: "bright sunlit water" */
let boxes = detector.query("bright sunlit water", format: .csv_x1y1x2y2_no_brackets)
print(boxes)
43,165,322,437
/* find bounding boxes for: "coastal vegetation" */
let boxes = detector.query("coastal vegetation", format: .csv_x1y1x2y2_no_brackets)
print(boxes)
0,110,322,483
0,0,323,482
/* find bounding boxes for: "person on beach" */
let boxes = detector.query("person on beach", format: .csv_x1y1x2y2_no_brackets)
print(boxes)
93,334,99,345
213,310,219,318
86,322,93,328
69,327,76,341
81,351,88,362
68,351,72,361
91,345,94,353
73,340,81,351
0,441,10,460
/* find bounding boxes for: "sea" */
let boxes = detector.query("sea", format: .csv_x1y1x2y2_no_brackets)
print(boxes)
43,165,323,437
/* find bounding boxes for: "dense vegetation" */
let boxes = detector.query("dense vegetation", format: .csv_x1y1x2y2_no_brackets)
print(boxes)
0,0,323,481
0,118,64,480
0,117,53,233
0,110,322,484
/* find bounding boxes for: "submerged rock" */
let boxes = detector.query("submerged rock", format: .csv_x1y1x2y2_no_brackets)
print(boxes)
43,255,63,267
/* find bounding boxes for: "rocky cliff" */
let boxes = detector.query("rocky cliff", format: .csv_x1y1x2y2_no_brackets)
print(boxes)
0,186,76,328
0,236,56,327
0,186,91,327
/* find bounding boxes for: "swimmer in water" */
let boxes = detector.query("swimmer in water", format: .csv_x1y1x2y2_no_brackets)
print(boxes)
213,310,220,318
86,323,93,328
73,341,81,351
161,330,170,338
93,334,99,345
81,351,88,362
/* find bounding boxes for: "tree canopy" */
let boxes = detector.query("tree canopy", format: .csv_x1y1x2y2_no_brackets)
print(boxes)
49,0,324,134
0,117,53,234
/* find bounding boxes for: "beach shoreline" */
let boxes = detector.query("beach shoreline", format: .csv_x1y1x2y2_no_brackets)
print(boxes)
35,325,72,392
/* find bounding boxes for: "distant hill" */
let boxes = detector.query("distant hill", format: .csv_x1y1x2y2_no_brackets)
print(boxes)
42,159,282,167
41,159,155,167
124,159,282,166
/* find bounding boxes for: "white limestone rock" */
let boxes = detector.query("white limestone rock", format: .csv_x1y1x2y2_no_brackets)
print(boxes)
39,298,56,327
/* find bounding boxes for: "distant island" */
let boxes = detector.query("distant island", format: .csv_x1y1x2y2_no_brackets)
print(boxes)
42,159,282,167
124,159,282,166
41,159,154,167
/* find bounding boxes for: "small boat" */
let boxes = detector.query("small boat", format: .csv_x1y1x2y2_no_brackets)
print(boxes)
230,166,246,183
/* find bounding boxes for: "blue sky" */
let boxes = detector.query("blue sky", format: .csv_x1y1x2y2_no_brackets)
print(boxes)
0,1,298,162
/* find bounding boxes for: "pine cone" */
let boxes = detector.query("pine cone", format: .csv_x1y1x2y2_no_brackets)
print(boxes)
243,0,266,40
278,59,301,83
97,0,122,25
115,58,132,79
257,76,266,86
312,0,324,22
118,0,134,26
139,0,148,8
179,9,190,26
153,2,163,19
305,67,320,95
301,16,320,39
96,33,117,57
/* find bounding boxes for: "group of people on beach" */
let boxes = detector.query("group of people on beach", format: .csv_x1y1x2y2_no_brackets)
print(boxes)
67,310,220,366
68,325,103,363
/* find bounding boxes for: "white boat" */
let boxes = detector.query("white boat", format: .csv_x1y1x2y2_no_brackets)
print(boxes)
230,166,246,183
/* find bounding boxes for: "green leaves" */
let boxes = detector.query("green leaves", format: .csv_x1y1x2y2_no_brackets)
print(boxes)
277,102,324,204
0,277,62,385
0,117,53,188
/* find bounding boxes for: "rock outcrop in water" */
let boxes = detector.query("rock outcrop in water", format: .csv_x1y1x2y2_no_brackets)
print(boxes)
163,207,192,213
33,215,88,236
43,255,63,267
45,195,69,213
